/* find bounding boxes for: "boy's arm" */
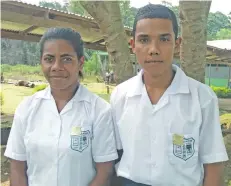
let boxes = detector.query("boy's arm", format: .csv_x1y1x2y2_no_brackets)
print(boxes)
199,94,228,186
203,163,224,186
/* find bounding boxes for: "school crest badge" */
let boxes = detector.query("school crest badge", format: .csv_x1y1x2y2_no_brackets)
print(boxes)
173,137,195,161
71,130,90,152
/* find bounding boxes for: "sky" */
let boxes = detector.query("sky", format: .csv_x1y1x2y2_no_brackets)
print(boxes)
25,0,231,15
130,0,231,15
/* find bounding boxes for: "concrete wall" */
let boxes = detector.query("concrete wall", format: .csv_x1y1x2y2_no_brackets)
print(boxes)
206,65,231,79
132,58,231,82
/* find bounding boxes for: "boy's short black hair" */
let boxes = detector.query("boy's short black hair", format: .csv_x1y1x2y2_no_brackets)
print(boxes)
39,27,84,77
133,4,178,39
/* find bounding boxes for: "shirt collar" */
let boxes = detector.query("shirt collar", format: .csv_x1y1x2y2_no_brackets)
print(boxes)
35,84,91,103
127,64,189,97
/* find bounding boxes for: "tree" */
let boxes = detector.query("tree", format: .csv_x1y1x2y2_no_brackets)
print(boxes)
161,1,230,40
119,1,138,28
179,1,212,83
39,1,68,11
215,28,231,40
22,42,29,65
78,1,134,84
207,11,231,40
67,1,88,16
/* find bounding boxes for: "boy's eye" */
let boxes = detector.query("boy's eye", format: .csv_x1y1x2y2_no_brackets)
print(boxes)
140,38,149,43
160,36,170,42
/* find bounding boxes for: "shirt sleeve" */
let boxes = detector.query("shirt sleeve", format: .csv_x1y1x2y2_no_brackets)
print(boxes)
199,95,229,164
92,98,118,163
4,113,27,161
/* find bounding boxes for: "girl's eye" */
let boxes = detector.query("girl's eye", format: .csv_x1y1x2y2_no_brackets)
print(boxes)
44,57,53,63
62,57,72,63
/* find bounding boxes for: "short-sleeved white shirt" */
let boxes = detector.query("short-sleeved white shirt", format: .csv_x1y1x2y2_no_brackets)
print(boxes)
110,65,228,186
5,84,118,186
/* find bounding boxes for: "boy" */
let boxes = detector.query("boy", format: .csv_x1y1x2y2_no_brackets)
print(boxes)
110,4,228,186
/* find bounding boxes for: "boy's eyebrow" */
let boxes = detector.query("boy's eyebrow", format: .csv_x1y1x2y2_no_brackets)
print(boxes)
42,53,75,57
160,33,172,37
137,34,149,37
60,53,75,57
136,33,172,38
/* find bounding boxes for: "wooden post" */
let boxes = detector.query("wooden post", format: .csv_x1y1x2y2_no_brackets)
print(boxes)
106,85,110,94
228,65,231,88
208,63,211,86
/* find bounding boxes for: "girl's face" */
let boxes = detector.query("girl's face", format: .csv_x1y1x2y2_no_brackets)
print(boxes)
41,39,84,90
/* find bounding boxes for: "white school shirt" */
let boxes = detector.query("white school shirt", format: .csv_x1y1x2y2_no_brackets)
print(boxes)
110,65,228,186
5,84,118,186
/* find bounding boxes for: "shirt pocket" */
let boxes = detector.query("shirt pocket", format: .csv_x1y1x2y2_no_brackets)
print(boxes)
167,132,199,168
70,125,93,153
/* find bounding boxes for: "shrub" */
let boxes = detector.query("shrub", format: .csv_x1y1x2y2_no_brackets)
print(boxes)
33,84,48,93
211,86,231,98
1,64,42,75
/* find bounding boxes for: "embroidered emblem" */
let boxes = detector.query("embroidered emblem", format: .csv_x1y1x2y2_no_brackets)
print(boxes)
173,137,195,161
71,130,90,152
173,134,184,145
71,126,81,135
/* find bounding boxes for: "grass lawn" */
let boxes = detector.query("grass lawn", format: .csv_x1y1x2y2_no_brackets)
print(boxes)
220,114,231,129
1,84,33,115
1,83,113,114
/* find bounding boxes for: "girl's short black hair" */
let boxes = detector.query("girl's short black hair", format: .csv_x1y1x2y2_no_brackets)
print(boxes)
39,27,84,77
133,4,178,40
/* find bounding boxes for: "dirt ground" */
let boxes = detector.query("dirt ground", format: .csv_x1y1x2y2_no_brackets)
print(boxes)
1,146,10,185
219,99,231,111
223,134,231,186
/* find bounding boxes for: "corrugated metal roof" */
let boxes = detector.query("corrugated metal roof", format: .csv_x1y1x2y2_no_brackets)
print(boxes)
11,0,94,20
7,0,133,31
207,40,231,50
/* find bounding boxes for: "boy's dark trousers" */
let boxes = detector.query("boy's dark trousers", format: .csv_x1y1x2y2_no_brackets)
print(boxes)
110,176,151,186
120,177,151,186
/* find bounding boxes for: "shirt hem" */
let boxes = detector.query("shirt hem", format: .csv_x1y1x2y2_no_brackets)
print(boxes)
4,151,27,161
116,169,130,180
93,152,118,163
200,153,229,164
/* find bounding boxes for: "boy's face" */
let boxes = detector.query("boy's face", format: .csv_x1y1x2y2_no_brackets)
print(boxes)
131,18,181,78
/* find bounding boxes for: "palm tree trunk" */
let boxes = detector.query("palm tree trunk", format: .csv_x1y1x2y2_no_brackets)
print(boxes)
179,1,212,83
80,1,134,84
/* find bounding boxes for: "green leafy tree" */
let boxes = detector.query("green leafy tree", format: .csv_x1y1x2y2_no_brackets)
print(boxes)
207,12,231,40
39,1,68,11
83,53,101,75
119,1,138,28
215,28,231,39
67,1,86,15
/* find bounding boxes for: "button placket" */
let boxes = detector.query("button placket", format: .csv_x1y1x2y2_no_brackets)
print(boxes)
150,116,158,184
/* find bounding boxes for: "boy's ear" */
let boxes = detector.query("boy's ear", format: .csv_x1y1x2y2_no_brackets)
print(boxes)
174,37,182,53
130,38,135,54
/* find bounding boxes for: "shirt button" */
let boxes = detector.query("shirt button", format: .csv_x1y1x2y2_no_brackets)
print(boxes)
152,162,156,167
153,135,156,141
